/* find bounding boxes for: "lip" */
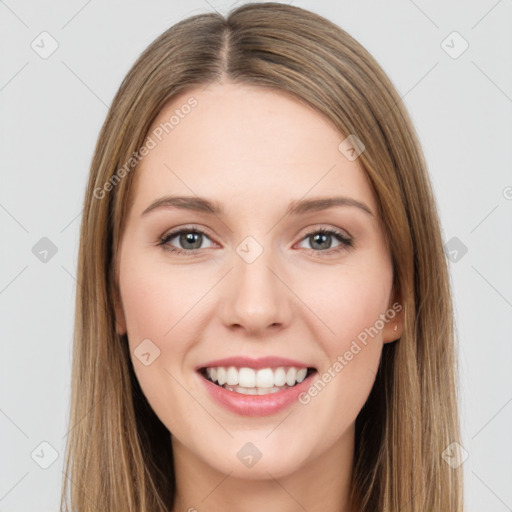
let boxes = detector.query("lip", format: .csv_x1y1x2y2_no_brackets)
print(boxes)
195,356,315,371
196,367,318,417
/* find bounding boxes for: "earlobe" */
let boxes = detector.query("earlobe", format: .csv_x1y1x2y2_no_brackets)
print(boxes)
383,287,404,343
383,321,402,344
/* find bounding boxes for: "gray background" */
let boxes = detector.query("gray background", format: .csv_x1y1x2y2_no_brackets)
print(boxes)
1,0,511,510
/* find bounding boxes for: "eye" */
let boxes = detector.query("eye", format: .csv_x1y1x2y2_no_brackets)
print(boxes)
157,225,353,256
157,226,215,255
296,227,353,254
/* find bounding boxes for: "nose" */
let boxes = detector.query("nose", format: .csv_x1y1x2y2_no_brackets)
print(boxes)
218,249,292,336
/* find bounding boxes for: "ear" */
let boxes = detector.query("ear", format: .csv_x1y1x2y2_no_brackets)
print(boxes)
382,285,404,344
113,284,127,336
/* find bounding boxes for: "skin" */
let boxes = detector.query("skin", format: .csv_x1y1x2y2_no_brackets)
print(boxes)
114,81,403,512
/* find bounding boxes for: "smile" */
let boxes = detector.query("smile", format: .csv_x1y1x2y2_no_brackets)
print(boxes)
199,366,317,395
196,364,318,416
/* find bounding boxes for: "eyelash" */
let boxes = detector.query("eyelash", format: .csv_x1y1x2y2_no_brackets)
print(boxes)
157,225,353,256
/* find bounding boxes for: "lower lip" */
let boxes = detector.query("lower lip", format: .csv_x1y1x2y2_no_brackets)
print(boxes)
197,370,317,417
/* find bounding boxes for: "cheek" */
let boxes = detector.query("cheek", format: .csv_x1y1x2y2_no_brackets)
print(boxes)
119,259,205,432
303,264,393,348
298,264,391,404
295,276,389,433
119,254,207,341
118,253,214,397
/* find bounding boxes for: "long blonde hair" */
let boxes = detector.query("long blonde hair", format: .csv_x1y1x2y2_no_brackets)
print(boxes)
60,2,464,510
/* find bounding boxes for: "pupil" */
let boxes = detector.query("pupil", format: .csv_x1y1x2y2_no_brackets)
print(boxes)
311,233,331,250
181,232,201,249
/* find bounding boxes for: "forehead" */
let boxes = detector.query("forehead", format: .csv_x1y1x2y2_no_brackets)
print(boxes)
130,82,377,217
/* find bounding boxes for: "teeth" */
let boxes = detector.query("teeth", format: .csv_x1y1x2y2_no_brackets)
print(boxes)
296,368,308,383
286,367,297,386
274,367,287,386
217,367,226,385
239,367,255,387
224,385,287,395
256,368,273,388
226,366,239,386
204,366,311,389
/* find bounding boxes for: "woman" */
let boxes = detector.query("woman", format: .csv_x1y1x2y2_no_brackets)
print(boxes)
60,2,464,511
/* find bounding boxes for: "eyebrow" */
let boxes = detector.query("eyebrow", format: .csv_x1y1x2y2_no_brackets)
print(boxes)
141,195,374,218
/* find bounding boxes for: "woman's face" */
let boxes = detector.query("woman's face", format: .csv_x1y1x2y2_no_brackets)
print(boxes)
114,82,402,479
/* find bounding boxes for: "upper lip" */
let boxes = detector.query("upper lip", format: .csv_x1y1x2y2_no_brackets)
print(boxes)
196,356,316,371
